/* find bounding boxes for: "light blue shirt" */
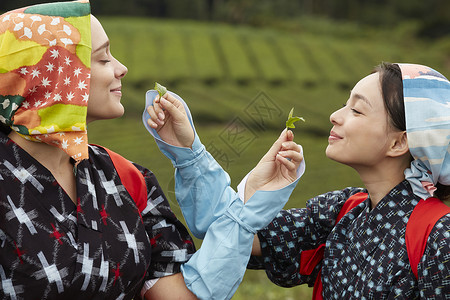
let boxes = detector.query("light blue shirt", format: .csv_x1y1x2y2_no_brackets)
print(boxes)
143,90,305,299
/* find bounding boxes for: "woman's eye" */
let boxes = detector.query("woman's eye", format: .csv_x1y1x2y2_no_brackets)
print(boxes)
100,59,111,63
342,103,361,114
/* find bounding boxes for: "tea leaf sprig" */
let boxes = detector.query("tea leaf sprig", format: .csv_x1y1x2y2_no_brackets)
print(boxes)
154,82,167,98
285,107,305,130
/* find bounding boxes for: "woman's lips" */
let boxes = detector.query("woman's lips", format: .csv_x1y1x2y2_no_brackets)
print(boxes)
111,87,122,96
328,130,343,142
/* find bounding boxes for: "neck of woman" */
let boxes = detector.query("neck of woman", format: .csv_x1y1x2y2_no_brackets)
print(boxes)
355,158,409,209
8,131,74,171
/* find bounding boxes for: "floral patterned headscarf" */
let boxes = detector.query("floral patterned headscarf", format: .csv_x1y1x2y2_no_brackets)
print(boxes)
399,63,450,200
0,0,91,161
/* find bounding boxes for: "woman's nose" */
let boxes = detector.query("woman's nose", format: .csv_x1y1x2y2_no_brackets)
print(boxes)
114,57,128,79
330,107,344,125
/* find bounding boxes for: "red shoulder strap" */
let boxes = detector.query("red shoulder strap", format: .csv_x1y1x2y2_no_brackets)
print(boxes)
405,197,450,279
307,192,368,300
335,192,368,223
94,145,148,213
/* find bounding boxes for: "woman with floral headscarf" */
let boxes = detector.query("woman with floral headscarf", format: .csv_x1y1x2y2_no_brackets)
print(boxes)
0,1,193,299
0,1,303,299
145,62,450,299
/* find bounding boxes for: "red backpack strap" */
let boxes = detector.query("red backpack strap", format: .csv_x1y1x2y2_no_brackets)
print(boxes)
405,197,450,279
94,145,148,213
335,192,368,223
302,192,368,300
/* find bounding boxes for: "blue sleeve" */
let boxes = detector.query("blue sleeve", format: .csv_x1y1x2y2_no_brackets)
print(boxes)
154,134,238,239
181,179,299,299
153,133,300,299
143,90,301,299
143,90,233,239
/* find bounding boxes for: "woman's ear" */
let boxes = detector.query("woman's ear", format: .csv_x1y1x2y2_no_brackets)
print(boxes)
387,131,409,157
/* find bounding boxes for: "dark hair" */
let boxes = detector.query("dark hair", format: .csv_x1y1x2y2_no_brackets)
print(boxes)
373,62,405,131
374,62,449,202
435,183,450,203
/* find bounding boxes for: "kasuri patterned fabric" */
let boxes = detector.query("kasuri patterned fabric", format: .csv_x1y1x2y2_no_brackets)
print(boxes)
248,181,450,298
0,0,92,162
0,133,195,299
399,63,450,200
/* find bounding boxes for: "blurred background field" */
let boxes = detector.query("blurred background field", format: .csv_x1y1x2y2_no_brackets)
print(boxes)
2,0,449,298
90,17,448,299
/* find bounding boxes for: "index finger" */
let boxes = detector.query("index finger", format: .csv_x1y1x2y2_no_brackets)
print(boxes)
162,92,183,109
152,95,165,120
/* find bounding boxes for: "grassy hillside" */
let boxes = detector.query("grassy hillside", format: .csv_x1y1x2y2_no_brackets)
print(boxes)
88,16,450,299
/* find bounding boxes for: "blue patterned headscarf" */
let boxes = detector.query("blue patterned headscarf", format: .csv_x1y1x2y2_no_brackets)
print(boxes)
399,63,450,200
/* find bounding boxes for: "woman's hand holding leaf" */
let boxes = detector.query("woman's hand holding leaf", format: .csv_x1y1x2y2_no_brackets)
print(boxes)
146,83,194,148
244,130,303,203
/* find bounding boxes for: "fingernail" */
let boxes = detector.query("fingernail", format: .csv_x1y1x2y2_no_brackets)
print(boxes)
158,112,165,120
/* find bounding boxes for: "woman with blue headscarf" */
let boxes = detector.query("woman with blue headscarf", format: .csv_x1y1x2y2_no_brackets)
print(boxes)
146,62,449,299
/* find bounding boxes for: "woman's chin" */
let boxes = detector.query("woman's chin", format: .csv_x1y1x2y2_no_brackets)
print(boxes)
325,146,334,159
86,109,125,124
325,146,343,163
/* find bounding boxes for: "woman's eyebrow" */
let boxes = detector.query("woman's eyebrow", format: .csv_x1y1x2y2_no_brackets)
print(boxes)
92,40,110,54
354,93,372,107
350,90,372,107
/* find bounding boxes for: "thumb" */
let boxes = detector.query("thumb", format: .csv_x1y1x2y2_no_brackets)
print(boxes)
264,129,289,158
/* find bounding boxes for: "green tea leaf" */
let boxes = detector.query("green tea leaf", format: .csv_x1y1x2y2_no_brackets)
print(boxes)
154,82,167,98
285,107,305,129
